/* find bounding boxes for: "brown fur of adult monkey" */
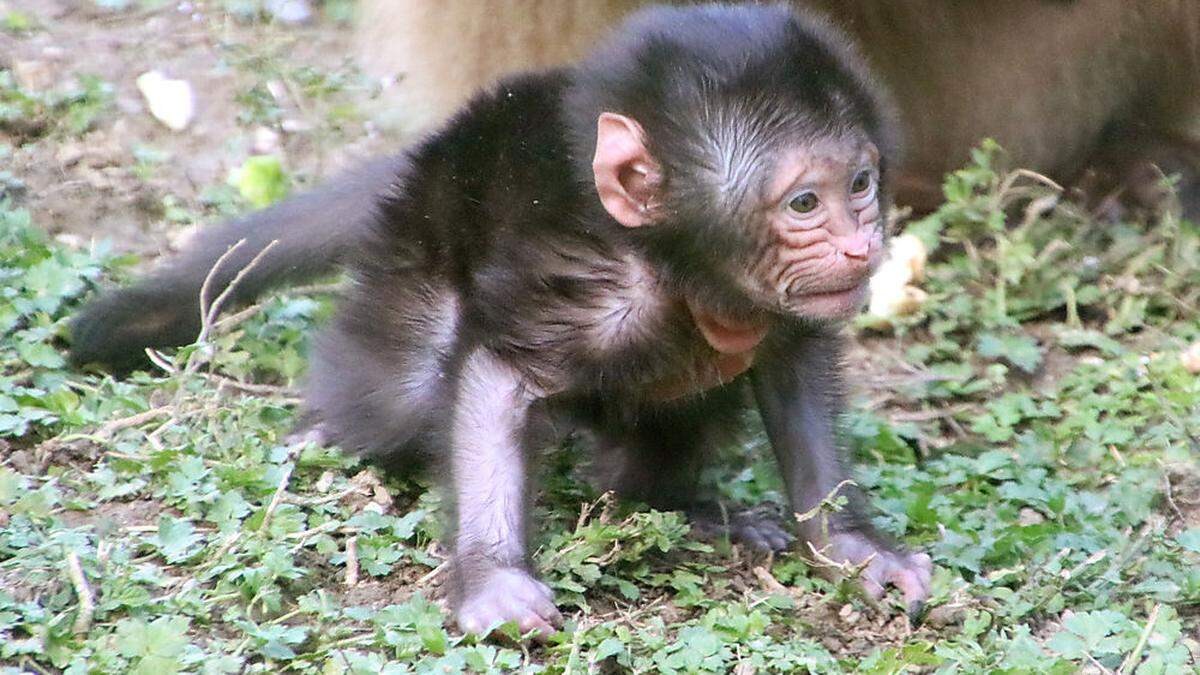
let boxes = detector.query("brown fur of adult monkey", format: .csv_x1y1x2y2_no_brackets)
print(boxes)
361,0,1200,216
72,5,932,637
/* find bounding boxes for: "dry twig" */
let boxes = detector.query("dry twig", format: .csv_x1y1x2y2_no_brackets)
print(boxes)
64,551,95,635
1118,603,1161,675
344,536,359,587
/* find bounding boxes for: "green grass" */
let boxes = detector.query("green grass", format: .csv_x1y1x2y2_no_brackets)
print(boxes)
1,13,1198,670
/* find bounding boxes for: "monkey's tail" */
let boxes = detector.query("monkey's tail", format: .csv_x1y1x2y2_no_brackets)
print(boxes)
69,156,403,373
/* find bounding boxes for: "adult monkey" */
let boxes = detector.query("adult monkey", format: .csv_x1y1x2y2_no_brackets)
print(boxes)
360,0,1200,216
74,4,932,636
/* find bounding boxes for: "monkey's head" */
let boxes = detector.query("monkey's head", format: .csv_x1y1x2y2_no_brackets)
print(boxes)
568,4,899,340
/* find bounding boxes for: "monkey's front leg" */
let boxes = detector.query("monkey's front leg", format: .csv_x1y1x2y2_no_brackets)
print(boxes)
751,332,932,615
449,350,561,637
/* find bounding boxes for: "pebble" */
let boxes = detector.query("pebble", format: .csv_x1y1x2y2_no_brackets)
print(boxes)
8,449,35,474
12,60,55,91
55,143,84,167
136,70,195,131
1182,341,1200,374
266,0,313,24
1018,508,1045,526
925,604,966,627
838,603,861,624
281,118,312,134
252,126,281,154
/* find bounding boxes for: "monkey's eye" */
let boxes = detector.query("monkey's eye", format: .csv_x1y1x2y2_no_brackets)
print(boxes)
851,170,873,194
787,192,820,214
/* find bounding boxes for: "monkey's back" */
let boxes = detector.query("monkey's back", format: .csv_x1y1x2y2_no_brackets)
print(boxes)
304,71,708,457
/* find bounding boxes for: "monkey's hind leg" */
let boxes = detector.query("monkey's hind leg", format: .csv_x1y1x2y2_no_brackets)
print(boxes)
301,279,460,460
301,286,562,637
589,389,794,553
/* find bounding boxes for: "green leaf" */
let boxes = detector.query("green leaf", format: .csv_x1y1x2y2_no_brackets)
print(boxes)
978,332,1043,373
1176,528,1200,553
228,155,290,208
151,515,202,563
16,340,65,368
594,637,626,661
114,616,190,675
1047,610,1130,658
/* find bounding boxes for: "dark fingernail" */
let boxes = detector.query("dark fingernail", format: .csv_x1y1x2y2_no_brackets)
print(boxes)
907,600,928,626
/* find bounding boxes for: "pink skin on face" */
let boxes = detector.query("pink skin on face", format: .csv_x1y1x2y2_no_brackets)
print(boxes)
651,139,886,399
751,138,885,321
592,117,886,396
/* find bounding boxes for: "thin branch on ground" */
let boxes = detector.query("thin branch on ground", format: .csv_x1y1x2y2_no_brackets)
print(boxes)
1117,603,1162,675
64,551,95,635
344,536,359,587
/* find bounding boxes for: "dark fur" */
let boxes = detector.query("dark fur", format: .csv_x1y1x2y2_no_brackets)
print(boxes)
72,4,928,628
69,157,403,373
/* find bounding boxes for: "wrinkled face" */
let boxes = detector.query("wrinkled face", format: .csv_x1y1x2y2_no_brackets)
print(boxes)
740,136,885,320
590,112,885,328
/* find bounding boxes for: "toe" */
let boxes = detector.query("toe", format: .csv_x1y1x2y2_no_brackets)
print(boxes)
729,514,794,553
907,599,927,624
516,613,555,640
457,609,488,636
862,576,886,600
886,562,931,610
749,521,795,552
525,590,563,626
456,568,563,641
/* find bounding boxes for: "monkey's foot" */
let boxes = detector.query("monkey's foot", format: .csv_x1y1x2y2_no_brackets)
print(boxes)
689,506,795,552
456,568,562,640
814,532,932,617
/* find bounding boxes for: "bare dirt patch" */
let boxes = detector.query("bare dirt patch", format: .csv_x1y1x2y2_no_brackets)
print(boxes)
1,0,396,258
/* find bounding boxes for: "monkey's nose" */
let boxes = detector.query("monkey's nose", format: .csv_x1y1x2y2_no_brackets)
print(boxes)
838,232,873,260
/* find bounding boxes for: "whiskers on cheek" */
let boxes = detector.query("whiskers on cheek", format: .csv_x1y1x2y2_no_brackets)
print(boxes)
748,236,841,299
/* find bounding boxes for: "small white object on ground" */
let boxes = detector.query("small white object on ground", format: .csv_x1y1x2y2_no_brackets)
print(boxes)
135,70,195,131
266,0,313,24
253,126,281,154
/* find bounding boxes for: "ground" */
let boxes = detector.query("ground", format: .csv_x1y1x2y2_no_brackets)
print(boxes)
1,2,1198,674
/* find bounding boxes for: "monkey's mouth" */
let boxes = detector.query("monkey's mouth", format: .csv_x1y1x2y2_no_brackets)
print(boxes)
792,280,870,317
799,280,868,300
686,300,769,354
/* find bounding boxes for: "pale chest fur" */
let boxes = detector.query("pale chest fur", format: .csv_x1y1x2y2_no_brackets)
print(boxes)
577,253,676,354
563,253,763,400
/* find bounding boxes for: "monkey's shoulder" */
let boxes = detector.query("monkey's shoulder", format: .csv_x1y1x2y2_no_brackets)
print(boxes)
488,243,711,392
420,70,575,180
559,249,680,355
369,70,583,255
478,237,677,345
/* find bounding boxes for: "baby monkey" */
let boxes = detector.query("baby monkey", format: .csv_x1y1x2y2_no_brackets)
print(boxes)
72,4,933,636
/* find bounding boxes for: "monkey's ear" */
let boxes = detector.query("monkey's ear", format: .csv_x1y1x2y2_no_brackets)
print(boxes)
593,112,663,227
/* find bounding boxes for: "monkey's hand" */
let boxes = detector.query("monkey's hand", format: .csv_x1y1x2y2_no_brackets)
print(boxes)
456,568,562,640
812,532,933,618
